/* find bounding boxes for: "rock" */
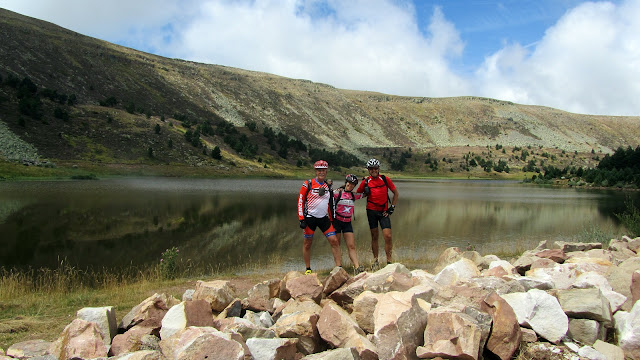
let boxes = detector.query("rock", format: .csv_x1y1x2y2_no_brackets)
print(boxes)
214,316,277,339
372,290,429,360
481,292,521,360
274,303,323,354
501,289,568,344
530,257,559,270
629,238,640,254
512,251,538,275
245,337,299,360
76,306,117,345
301,348,361,359
488,260,518,275
159,326,247,360
182,289,195,301
6,339,51,360
329,272,370,307
287,273,324,304
119,293,179,331
578,345,607,360
556,288,612,323
416,308,485,360
555,241,603,253
363,270,414,293
246,279,281,312
521,327,538,342
617,300,640,360
109,350,165,360
607,257,640,311
433,247,463,273
351,291,382,334
593,340,625,360
323,266,350,295
433,258,480,286
478,254,501,270
535,248,568,263
507,275,554,291
569,318,604,346
217,299,244,319
526,263,580,290
632,271,640,305
140,334,161,351
279,271,304,301
317,301,378,360
244,310,275,328
49,318,108,360
192,280,237,312
160,300,213,340
111,320,161,356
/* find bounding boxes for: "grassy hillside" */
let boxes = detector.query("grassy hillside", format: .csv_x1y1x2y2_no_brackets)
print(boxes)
0,8,638,179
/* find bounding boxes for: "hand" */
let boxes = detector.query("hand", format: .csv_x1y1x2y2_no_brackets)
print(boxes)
386,205,395,216
299,220,307,229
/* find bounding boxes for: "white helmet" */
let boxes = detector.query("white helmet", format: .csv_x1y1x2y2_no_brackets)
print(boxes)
366,158,380,168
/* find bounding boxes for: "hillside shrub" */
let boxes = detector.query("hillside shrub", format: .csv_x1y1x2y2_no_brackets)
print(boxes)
616,198,640,237
211,146,222,160
100,96,117,107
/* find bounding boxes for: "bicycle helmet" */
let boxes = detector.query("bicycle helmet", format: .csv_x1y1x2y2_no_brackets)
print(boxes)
345,174,358,185
366,158,380,168
314,160,328,169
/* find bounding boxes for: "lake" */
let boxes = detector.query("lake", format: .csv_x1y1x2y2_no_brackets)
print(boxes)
0,178,636,275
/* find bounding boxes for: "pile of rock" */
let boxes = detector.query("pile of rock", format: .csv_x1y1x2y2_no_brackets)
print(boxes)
5,236,640,360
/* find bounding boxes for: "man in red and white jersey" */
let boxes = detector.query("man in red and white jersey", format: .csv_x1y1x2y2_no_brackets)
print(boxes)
356,158,399,269
297,160,342,274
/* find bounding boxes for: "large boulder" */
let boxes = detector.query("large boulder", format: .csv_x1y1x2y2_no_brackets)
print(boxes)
160,300,213,340
351,291,383,334
286,273,324,304
569,319,605,346
5,339,51,360
501,289,568,344
192,280,236,312
245,278,281,312
119,293,180,331
556,288,612,323
373,290,429,360
433,247,464,273
323,266,350,295
481,292,521,360
214,316,277,339
616,300,640,360
329,272,370,307
434,258,480,286
159,326,247,360
274,302,323,355
76,306,117,345
416,307,485,360
608,257,640,311
111,320,161,356
317,301,378,360
49,318,108,360
245,337,299,360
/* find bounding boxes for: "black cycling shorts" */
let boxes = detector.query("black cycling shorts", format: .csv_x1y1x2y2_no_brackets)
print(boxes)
303,216,336,238
333,219,354,234
366,209,391,230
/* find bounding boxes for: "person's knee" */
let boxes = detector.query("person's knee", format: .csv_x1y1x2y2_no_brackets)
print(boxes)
303,239,313,250
327,236,339,247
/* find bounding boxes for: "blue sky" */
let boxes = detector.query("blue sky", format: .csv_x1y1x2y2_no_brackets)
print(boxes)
2,0,639,116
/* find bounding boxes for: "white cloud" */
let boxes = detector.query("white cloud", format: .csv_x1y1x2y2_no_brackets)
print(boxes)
167,0,469,97
475,0,640,115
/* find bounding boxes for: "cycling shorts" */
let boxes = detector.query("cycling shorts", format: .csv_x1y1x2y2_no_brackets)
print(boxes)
333,219,354,234
366,209,391,230
303,216,336,238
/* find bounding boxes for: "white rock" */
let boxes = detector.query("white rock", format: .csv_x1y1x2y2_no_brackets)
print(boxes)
501,289,568,344
76,306,117,345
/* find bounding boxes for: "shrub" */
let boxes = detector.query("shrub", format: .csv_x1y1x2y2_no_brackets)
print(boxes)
154,124,161,134
616,198,640,237
159,247,179,279
211,146,222,160
99,96,117,107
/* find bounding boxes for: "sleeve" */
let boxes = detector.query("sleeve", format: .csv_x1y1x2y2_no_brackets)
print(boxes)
297,182,308,220
356,178,366,193
386,177,397,192
354,192,365,200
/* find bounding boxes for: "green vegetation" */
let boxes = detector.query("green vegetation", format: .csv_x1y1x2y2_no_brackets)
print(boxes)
616,198,640,237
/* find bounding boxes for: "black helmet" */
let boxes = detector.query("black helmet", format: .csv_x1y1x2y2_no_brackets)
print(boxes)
345,174,358,185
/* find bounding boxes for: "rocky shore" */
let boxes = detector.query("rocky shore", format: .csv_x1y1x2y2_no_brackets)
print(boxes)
4,236,640,360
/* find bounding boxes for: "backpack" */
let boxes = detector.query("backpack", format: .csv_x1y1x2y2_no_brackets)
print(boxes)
303,179,334,217
334,188,356,220
365,175,390,208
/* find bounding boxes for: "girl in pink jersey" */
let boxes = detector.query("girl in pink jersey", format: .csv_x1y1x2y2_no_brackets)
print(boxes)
333,174,365,274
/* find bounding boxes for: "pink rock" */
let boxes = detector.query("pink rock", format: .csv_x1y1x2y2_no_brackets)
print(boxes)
193,280,236,312
49,318,108,360
481,292,522,360
111,320,160,356
6,339,50,359
317,301,378,360
632,270,640,305
535,249,567,263
119,293,179,331
323,267,349,295
159,326,246,360
287,273,324,304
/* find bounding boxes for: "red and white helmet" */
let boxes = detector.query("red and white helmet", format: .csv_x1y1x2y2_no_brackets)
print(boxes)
314,160,328,169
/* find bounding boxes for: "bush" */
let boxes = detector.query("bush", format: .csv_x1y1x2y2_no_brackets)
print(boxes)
159,247,179,279
211,146,222,160
99,96,117,107
616,198,640,237
155,124,161,134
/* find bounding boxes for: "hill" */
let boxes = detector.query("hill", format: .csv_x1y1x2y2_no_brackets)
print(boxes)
1,8,638,178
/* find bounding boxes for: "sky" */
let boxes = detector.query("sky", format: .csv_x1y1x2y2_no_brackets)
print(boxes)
1,0,639,116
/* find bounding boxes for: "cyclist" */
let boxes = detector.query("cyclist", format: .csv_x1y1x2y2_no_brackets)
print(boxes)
297,160,342,274
357,158,399,269
333,174,365,274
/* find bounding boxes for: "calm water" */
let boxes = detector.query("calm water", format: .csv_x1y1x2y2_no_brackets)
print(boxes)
0,178,636,274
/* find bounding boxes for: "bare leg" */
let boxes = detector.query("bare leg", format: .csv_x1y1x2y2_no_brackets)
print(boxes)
303,237,313,269
382,228,393,263
343,232,360,268
370,228,379,260
327,234,342,267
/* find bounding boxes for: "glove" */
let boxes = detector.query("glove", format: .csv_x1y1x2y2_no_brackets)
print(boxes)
387,205,395,215
299,220,307,229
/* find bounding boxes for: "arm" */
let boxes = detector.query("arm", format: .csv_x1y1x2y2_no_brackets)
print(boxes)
297,184,307,220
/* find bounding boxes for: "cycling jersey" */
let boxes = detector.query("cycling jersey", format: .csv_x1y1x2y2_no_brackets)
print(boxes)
298,178,332,220
357,175,396,212
333,190,364,222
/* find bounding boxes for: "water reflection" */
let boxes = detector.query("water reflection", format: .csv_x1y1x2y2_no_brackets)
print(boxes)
0,178,635,274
